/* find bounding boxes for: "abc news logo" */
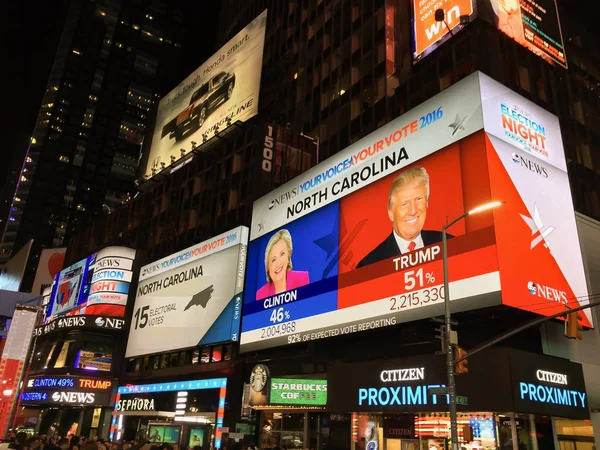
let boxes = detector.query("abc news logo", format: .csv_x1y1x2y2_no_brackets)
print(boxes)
34,316,124,337
527,281,567,304
512,153,548,178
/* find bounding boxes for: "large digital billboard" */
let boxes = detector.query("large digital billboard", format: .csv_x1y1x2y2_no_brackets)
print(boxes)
125,227,248,358
239,71,590,352
412,0,567,68
46,247,136,323
144,10,267,179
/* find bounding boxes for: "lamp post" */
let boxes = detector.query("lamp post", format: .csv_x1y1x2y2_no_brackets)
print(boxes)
443,201,503,450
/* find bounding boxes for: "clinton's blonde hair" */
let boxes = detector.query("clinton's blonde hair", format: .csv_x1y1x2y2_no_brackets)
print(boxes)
264,229,293,283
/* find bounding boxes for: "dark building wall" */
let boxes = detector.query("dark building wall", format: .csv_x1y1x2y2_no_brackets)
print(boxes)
0,0,187,292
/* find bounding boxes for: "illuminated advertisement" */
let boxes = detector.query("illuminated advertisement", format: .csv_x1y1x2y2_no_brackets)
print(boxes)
144,10,266,179
478,0,567,68
412,0,567,68
269,378,327,406
239,71,589,352
113,379,228,448
31,248,66,296
49,258,88,317
75,350,112,371
148,425,181,444
412,0,475,63
19,375,116,406
125,227,247,358
47,247,136,322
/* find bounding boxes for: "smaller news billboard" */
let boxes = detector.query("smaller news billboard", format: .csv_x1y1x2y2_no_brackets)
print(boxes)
20,375,116,407
412,0,567,68
125,227,248,358
46,247,136,322
145,10,267,178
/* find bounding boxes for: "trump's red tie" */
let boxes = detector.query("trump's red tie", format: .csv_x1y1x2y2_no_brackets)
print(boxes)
408,241,416,252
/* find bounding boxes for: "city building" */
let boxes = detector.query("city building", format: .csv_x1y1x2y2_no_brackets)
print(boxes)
0,0,186,292
16,246,137,438
51,0,599,448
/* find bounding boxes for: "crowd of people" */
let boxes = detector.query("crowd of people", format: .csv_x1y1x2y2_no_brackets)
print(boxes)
0,433,134,450
1,433,261,450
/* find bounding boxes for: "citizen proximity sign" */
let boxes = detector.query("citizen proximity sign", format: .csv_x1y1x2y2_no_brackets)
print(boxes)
34,315,125,336
380,367,425,382
536,370,568,385
510,351,588,419
269,378,327,406
126,227,248,357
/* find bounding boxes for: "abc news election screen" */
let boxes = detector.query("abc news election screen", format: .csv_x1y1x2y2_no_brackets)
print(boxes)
239,71,590,352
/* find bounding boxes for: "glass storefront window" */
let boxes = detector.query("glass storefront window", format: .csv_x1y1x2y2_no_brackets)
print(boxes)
415,413,497,450
555,419,595,450
261,412,305,450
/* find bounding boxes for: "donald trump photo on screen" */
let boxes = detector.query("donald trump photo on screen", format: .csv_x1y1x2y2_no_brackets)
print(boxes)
357,166,451,268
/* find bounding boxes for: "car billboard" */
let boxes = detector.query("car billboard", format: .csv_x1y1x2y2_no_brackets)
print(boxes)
413,0,567,68
239,71,589,352
125,227,248,358
46,247,136,323
144,10,267,179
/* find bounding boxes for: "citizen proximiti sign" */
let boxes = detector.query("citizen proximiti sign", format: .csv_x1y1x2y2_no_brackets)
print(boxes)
33,315,125,336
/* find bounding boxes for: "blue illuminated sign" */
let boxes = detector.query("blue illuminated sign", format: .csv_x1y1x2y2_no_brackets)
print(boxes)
27,377,75,388
518,382,586,408
21,392,49,401
358,384,448,406
117,378,227,394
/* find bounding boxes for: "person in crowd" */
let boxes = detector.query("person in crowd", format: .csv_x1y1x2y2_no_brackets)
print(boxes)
81,442,98,450
358,166,451,268
56,439,69,450
26,437,41,450
42,437,58,450
9,433,28,450
256,229,310,300
68,436,80,450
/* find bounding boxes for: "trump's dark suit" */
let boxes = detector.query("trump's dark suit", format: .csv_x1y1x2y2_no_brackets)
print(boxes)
357,230,451,268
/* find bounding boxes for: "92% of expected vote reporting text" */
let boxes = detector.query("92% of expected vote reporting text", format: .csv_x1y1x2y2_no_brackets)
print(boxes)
270,307,291,324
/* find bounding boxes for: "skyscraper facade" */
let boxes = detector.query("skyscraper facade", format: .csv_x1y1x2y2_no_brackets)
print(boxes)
0,0,186,290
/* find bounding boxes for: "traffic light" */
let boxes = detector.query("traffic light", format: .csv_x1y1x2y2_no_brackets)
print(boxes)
454,346,468,374
565,311,583,340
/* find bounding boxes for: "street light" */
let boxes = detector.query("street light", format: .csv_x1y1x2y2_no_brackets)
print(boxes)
442,200,503,450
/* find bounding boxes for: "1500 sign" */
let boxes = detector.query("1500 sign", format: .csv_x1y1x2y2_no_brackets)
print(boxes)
262,125,274,172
